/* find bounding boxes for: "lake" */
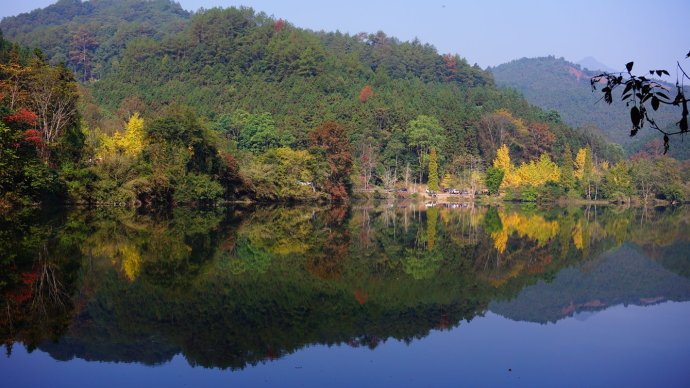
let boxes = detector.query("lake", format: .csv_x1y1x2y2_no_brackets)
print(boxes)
1,204,689,387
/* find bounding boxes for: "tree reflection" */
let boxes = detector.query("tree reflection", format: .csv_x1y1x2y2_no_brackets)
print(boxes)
0,204,688,369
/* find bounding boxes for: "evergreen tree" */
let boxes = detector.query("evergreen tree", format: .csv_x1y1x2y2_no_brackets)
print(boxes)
485,166,504,195
428,147,439,191
560,143,575,192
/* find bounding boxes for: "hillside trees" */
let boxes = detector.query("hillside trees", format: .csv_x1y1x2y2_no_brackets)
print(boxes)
69,25,98,82
27,59,80,163
2,3,669,205
407,115,445,185
0,46,81,204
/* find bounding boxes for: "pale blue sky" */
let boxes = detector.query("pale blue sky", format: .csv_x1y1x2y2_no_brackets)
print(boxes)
1,0,687,74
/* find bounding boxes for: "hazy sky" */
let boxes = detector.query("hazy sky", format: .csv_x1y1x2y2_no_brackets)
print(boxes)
1,0,687,74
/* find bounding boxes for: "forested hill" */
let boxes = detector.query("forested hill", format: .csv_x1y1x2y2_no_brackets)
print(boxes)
0,0,189,80
1,0,631,206
0,0,614,159
489,56,688,159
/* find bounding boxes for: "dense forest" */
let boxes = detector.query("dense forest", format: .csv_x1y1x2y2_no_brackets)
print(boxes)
0,0,687,207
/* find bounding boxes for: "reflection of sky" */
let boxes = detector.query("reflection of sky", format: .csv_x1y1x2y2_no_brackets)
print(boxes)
3,302,690,387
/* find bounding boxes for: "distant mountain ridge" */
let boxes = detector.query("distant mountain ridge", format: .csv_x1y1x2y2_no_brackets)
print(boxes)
489,56,688,159
577,56,616,73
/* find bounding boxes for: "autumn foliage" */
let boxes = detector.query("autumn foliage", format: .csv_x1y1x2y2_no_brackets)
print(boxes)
274,18,285,33
23,129,45,150
309,122,352,202
442,54,458,82
359,85,373,102
4,108,37,128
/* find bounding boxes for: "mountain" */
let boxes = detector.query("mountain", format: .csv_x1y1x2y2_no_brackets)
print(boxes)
0,0,620,166
489,56,688,159
0,0,190,80
6,0,657,206
577,56,615,73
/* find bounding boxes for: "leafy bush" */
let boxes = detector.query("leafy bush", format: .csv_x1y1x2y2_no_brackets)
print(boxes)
173,173,224,205
520,186,538,202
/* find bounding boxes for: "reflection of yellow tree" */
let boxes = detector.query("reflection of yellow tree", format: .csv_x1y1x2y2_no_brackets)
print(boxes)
239,209,318,256
492,229,509,254
120,244,141,281
571,218,593,257
87,235,144,282
487,260,526,288
572,222,583,251
491,211,560,253
557,214,575,259
82,209,222,283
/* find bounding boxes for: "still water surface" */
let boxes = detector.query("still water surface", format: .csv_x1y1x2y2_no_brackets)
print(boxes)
1,204,689,387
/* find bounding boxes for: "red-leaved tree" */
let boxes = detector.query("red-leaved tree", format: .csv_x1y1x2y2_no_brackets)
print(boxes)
442,54,458,82
3,108,37,128
359,85,373,102
309,122,353,202
274,19,285,33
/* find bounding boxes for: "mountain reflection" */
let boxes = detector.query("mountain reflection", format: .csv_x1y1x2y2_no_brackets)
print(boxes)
1,204,689,369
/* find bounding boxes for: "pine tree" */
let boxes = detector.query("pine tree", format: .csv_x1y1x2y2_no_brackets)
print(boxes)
428,147,439,191
560,144,575,192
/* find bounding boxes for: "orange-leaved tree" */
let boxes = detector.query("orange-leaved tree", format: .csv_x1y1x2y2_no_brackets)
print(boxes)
309,121,353,202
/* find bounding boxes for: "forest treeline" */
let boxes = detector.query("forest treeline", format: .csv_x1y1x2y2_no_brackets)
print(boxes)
0,0,687,207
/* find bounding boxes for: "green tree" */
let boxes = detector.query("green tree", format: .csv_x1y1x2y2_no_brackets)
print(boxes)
631,157,658,204
407,115,445,184
560,143,575,193
428,147,439,191
485,166,504,195
239,112,281,153
602,161,634,202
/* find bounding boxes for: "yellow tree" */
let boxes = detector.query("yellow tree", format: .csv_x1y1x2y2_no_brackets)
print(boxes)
96,113,146,160
517,154,560,187
574,147,588,179
121,113,145,157
441,173,454,189
493,144,511,172
575,146,593,198
493,144,521,187
536,153,560,185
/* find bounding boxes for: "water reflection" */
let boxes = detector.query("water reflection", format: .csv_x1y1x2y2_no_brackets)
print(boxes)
1,204,689,369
